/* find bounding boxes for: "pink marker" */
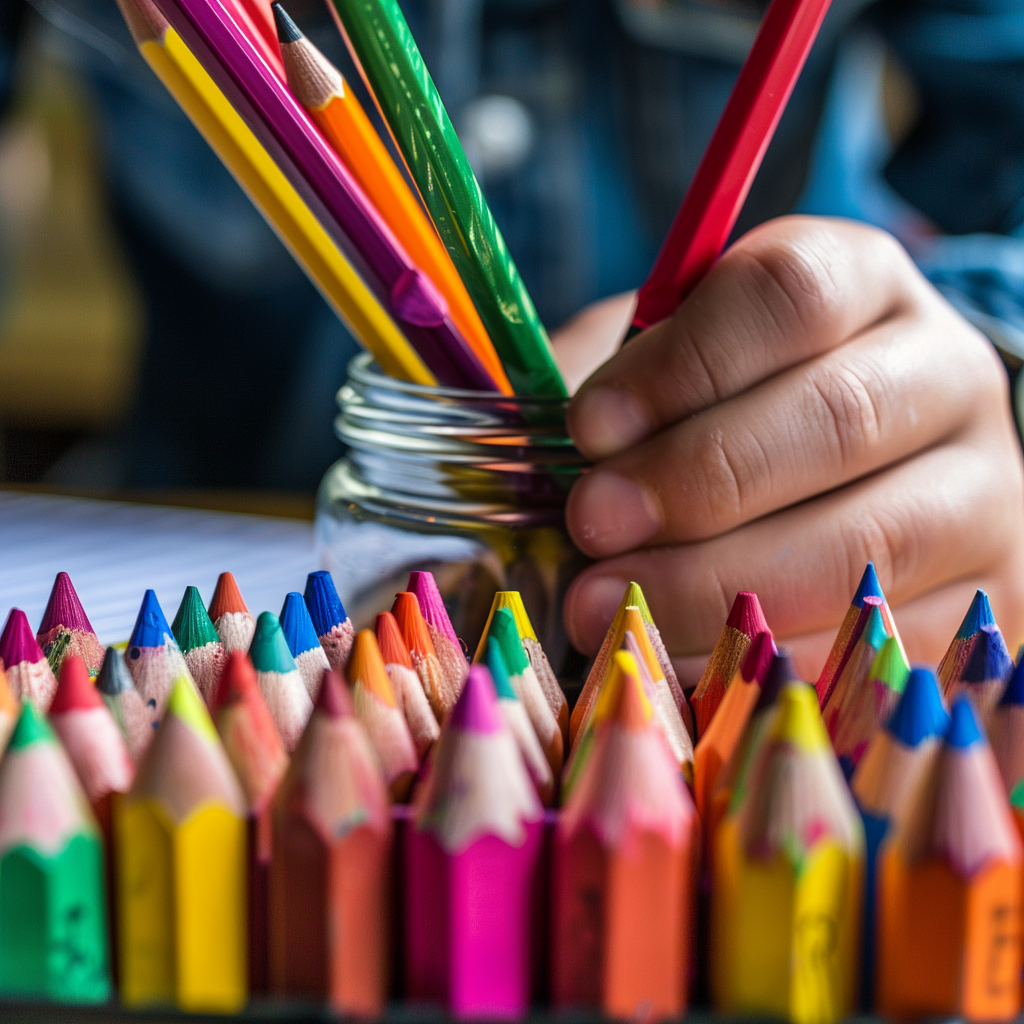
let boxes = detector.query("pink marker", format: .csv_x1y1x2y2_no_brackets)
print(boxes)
405,665,544,1018
0,608,57,710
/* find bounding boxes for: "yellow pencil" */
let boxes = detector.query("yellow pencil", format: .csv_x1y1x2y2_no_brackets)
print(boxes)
114,0,434,386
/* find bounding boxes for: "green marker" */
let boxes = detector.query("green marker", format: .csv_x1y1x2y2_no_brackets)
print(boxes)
330,0,567,398
0,703,110,1002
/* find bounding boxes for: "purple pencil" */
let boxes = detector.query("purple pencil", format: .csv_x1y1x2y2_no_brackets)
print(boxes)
405,665,545,1018
150,0,497,391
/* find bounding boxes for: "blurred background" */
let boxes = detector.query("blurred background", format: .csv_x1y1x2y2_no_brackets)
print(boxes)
1,0,1022,503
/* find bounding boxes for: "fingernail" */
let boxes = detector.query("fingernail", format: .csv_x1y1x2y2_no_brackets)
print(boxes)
569,385,652,460
569,470,661,556
566,574,629,654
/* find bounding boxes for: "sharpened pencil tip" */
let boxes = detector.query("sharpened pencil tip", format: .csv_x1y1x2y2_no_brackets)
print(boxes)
271,2,303,43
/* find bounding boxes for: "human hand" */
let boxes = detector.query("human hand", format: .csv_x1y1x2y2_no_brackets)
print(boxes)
554,216,1024,686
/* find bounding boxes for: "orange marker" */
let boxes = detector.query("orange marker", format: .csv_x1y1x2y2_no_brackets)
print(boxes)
878,697,1024,1022
273,4,511,395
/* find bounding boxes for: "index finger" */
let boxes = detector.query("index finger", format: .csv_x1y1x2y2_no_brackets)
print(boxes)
567,216,926,461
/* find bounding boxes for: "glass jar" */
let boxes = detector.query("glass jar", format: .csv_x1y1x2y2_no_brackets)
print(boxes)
314,353,589,678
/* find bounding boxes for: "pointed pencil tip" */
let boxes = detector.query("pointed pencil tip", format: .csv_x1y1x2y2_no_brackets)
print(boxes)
449,665,502,732
249,612,297,673
740,630,776,684
271,1,303,43
957,589,995,640
315,668,353,718
49,654,103,713
39,571,93,634
304,571,346,635
1,608,43,665
96,647,134,695
853,562,883,607
279,592,320,657
128,589,173,648
962,623,1012,683
886,667,948,746
946,696,982,749
725,591,768,636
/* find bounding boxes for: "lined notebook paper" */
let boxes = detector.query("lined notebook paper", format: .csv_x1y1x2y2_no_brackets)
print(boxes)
0,491,316,645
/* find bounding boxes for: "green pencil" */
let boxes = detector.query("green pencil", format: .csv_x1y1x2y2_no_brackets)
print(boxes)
329,0,566,398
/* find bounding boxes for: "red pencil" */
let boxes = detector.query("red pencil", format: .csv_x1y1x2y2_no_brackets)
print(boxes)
630,0,833,334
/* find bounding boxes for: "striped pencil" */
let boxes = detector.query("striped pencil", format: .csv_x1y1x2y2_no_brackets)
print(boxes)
279,591,330,701
0,607,58,709
36,571,105,677
172,584,227,704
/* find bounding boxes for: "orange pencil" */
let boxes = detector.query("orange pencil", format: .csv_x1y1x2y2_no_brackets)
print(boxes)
375,611,439,757
553,649,697,1018
877,697,1024,1022
690,591,769,738
392,591,454,720
269,669,392,1015
273,4,510,395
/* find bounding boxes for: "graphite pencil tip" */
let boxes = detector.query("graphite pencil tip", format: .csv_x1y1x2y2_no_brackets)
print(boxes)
946,695,982,749
95,647,134,695
49,655,102,714
886,667,949,747
249,612,298,673
271,1,303,43
725,591,769,636
304,571,347,636
961,623,1013,684
39,572,93,634
128,590,173,649
279,592,320,658
172,585,220,653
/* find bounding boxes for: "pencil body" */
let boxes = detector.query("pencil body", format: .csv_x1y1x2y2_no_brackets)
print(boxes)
0,608,58,709
209,572,257,653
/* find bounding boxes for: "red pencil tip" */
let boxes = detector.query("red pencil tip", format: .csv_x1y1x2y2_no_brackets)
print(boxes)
212,650,257,709
726,591,769,638
316,668,353,718
208,572,250,619
49,654,102,713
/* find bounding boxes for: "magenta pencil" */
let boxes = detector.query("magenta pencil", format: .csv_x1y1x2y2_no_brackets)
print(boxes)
405,665,545,1018
0,608,58,709
149,0,496,391
36,572,105,677
408,571,469,694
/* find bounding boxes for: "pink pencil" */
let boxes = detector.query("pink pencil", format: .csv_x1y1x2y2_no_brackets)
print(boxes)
408,571,469,694
405,665,545,1018
0,608,57,709
36,572,105,677
150,0,497,391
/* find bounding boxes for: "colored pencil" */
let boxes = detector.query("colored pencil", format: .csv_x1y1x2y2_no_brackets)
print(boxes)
572,582,691,748
0,702,110,1003
816,562,904,707
149,0,499,391
694,631,774,844
944,621,1012,724
391,590,453,719
830,633,910,775
124,588,194,724
279,591,330,701
572,582,689,746
115,0,432,385
405,665,545,1017
0,607,58,709
96,646,155,764
707,648,800,869
487,607,563,780
269,668,392,1014
248,610,312,752
485,632,555,806
553,648,697,1018
117,675,248,1012
408,570,469,694
629,0,834,334
0,665,15,758
304,570,355,673
473,590,568,744
690,591,770,739
851,666,949,1010
991,657,1024,796
212,651,288,994
36,571,105,677
375,610,440,757
346,628,418,800
172,584,227,704
326,0,566,398
937,588,996,692
273,2,511,395
821,598,889,747
227,0,281,78
712,682,863,1024
209,571,257,653
877,697,1023,1022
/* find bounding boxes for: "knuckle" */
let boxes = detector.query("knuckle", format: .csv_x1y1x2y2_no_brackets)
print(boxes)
840,508,908,605
810,364,883,470
688,422,765,528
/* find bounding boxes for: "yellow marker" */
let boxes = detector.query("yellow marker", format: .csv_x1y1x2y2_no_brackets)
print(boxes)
113,0,433,386
712,682,863,1024
117,677,248,1011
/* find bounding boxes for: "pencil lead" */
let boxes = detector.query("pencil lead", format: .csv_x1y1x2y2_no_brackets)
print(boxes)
449,663,502,732
37,572,104,676
172,586,220,652
270,1,302,43
49,654,102,713
886,668,949,746
208,571,250,618
94,646,152,763
408,570,468,691
280,591,330,701
374,611,438,758
39,572,93,633
250,612,298,674
304,570,354,671
955,589,995,640
486,634,516,701
315,667,353,717
0,607,57,709
208,572,256,653
96,646,133,695
853,561,883,607
725,591,769,636
128,589,174,649
392,591,452,719
946,695,983,749
375,611,412,669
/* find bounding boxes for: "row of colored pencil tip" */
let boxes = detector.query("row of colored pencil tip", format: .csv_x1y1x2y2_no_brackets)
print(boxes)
2,563,1024,1021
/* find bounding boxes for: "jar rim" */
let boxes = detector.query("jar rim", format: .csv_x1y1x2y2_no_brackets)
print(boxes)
347,352,571,408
